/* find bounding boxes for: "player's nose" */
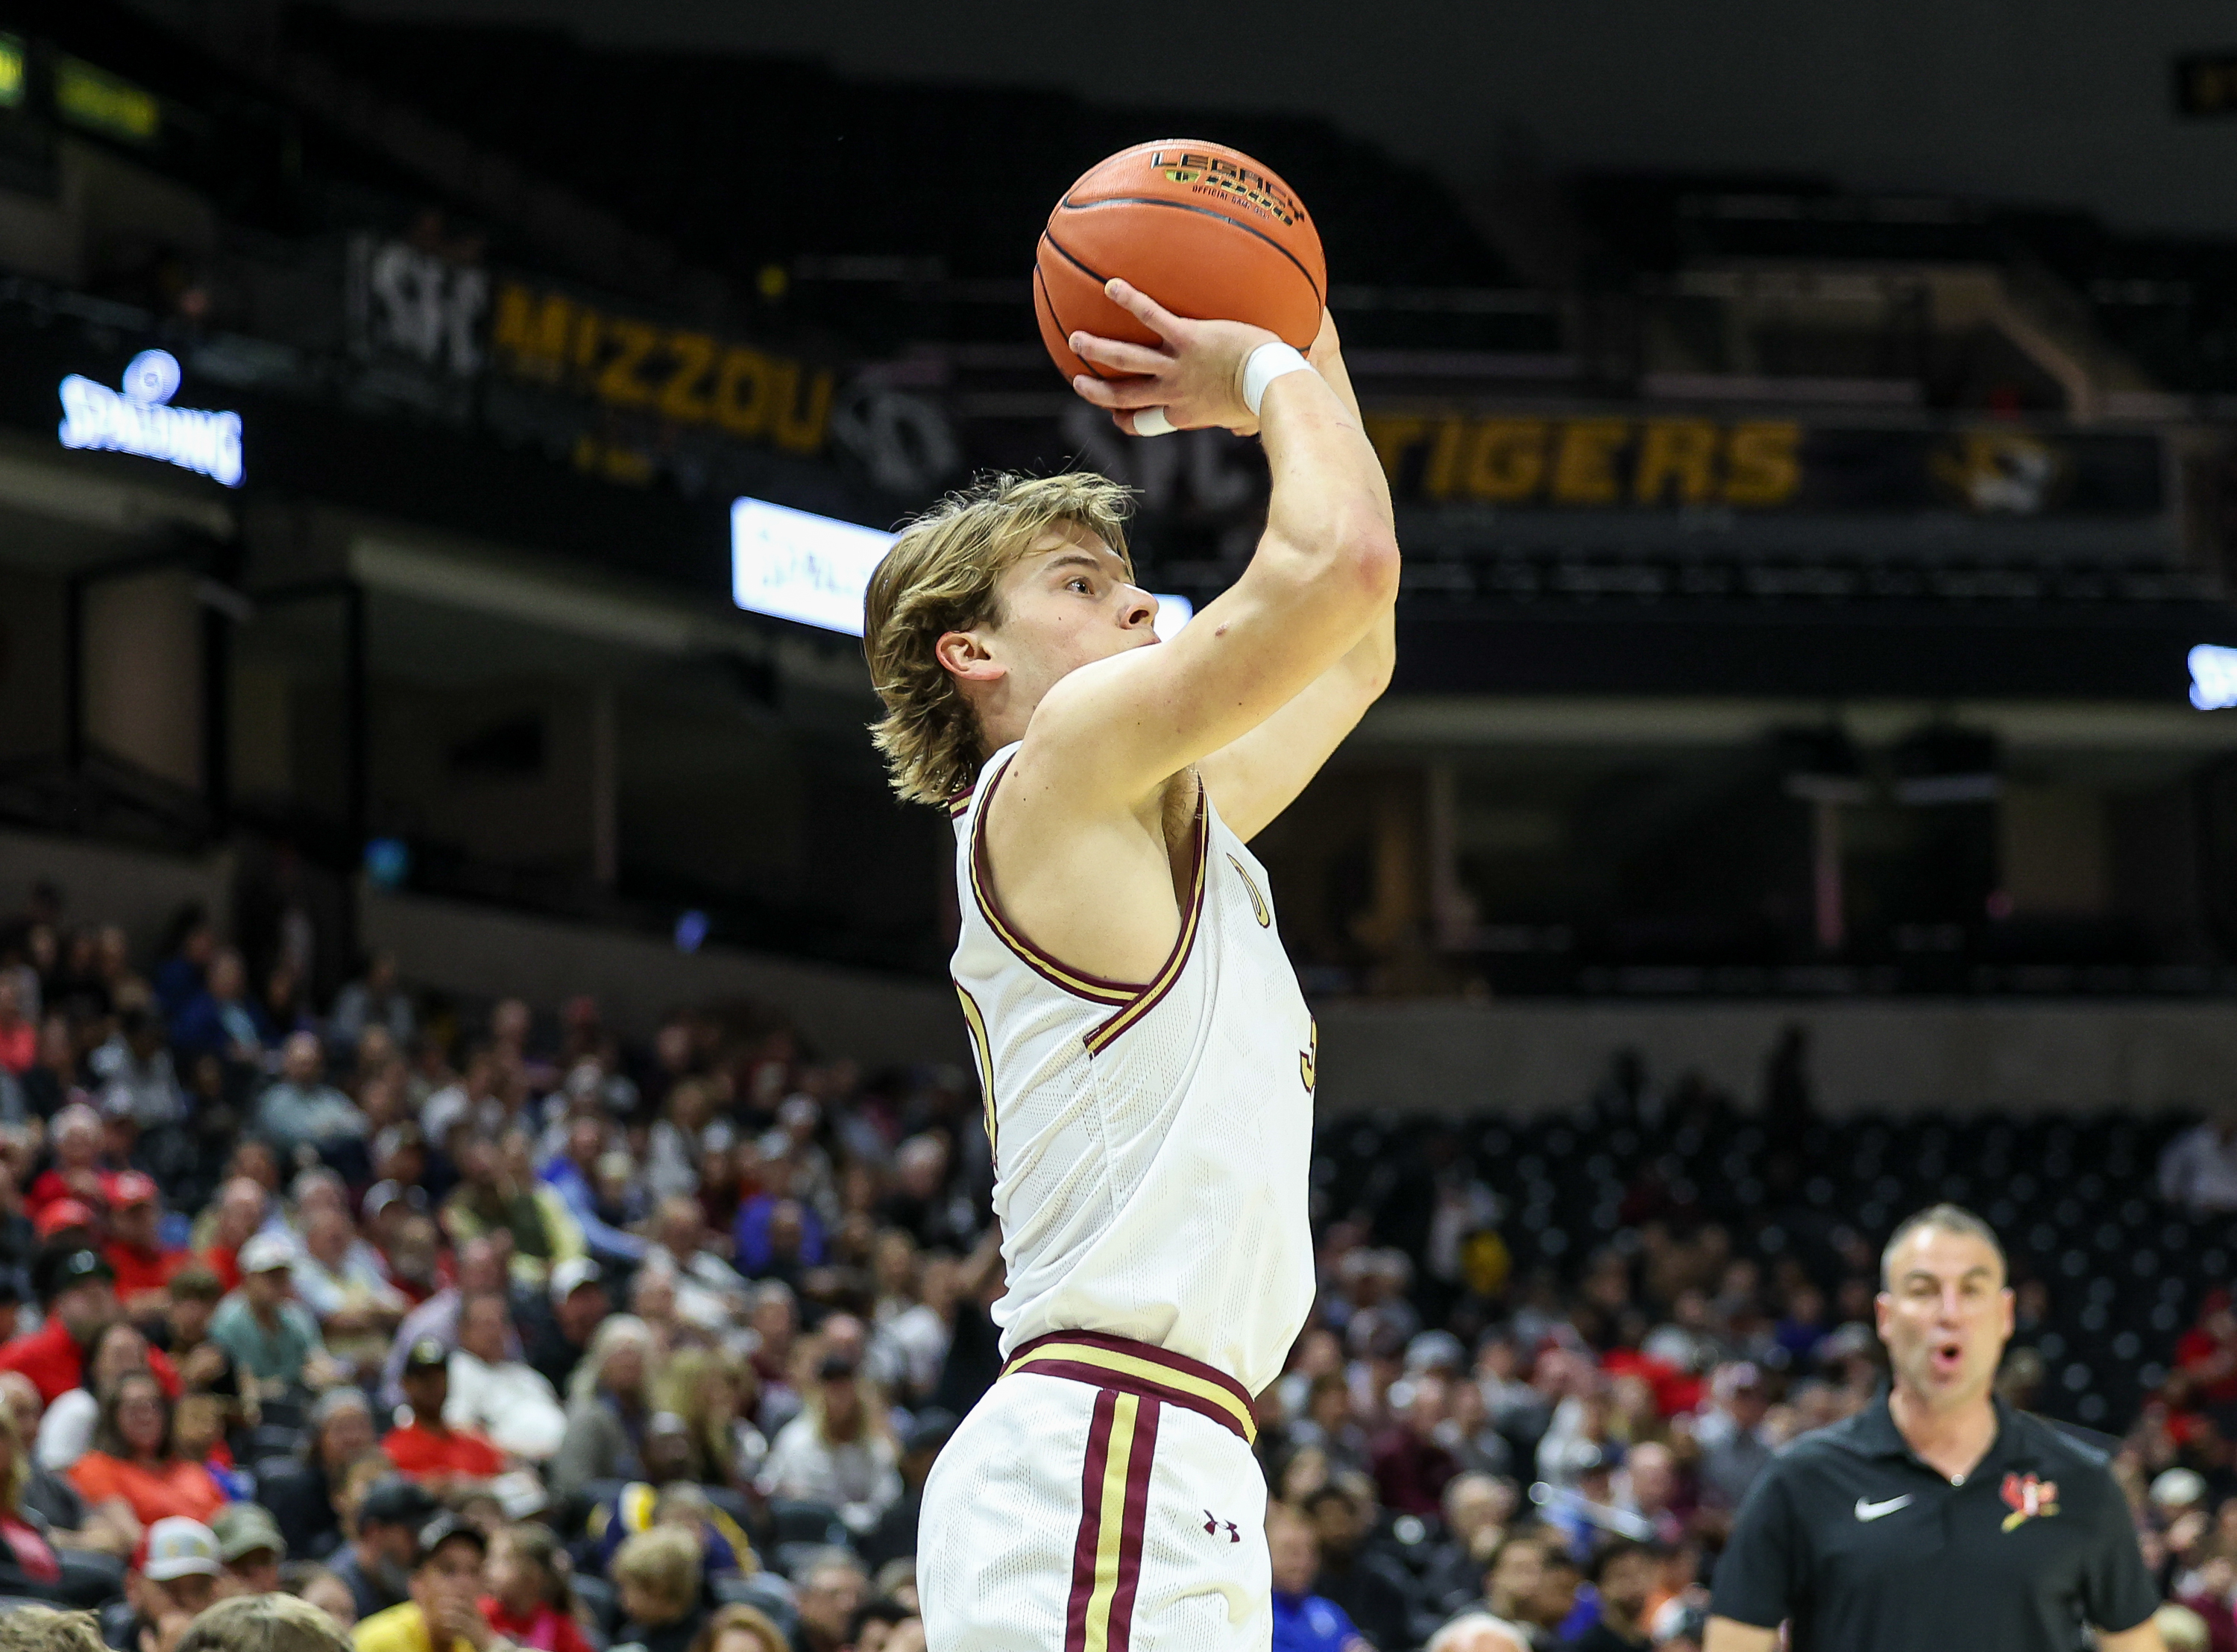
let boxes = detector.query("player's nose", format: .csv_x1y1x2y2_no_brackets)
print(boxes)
1122,587,1159,631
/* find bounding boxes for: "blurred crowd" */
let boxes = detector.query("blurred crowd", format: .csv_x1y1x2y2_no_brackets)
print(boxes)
0,878,2227,1652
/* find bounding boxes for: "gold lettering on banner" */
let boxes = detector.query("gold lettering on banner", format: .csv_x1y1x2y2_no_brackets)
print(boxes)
1551,419,1629,505
491,284,573,383
1363,414,1426,477
1423,416,1467,500
658,332,717,425
1724,421,1802,505
1464,420,1548,503
571,308,605,382
771,365,836,454
714,347,773,438
489,278,832,456
597,318,659,409
1633,420,1720,505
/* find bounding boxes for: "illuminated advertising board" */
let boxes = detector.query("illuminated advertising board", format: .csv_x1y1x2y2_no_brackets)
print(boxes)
58,350,243,488
2190,644,2237,710
731,495,1192,640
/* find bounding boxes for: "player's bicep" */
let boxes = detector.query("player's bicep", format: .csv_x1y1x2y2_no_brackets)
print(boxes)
1196,651,1385,842
1025,531,1393,810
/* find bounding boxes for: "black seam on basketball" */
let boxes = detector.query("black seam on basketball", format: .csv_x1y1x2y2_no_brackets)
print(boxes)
1042,232,1118,382
1057,195,1324,310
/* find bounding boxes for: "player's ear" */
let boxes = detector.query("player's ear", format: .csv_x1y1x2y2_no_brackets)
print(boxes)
935,628,1005,685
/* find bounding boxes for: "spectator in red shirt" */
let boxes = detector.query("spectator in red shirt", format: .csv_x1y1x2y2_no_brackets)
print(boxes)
0,1247,182,1405
107,1173,187,1320
0,974,34,1076
2177,1291,2237,1410
25,1103,112,1221
382,1337,505,1487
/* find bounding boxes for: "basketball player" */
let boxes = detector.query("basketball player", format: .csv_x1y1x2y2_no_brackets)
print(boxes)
862,277,1397,1652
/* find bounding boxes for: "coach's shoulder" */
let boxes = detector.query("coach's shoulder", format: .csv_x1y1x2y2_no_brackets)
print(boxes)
1758,1406,1876,1473
2015,1409,2124,1478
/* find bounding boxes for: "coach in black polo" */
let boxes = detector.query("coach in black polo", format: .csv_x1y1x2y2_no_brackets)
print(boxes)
1706,1203,2162,1652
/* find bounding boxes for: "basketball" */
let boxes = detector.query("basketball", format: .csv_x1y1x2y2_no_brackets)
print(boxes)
1034,139,1327,384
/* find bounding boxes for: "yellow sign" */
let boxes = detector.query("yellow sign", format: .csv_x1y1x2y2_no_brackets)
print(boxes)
0,37,25,110
55,58,160,144
491,280,834,456
1364,413,1803,508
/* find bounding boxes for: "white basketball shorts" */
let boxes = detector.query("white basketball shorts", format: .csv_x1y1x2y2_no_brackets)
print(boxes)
918,1331,1272,1652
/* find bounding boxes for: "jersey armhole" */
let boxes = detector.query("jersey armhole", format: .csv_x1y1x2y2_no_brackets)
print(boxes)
967,751,1144,1007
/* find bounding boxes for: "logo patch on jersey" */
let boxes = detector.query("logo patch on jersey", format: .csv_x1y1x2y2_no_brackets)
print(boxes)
1300,1021,1317,1093
1227,855,1271,927
1853,1494,1910,1522
1999,1472,2059,1530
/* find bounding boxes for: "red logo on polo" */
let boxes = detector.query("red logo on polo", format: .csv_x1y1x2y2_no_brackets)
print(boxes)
2000,1472,2060,1530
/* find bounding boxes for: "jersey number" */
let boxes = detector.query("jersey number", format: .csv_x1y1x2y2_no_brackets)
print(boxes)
1300,1021,1317,1094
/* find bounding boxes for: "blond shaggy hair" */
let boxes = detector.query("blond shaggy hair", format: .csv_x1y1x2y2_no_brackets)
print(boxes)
863,472,1134,805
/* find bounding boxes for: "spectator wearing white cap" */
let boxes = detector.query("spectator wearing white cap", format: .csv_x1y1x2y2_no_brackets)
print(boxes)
522,1261,608,1396
124,1516,222,1648
208,1235,342,1395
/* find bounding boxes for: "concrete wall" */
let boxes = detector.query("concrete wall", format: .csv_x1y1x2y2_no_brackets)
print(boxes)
82,569,204,792
360,887,963,1066
1312,998,2237,1119
0,826,230,956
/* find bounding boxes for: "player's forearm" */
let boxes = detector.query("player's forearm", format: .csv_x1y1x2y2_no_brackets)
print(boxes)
1253,370,1398,613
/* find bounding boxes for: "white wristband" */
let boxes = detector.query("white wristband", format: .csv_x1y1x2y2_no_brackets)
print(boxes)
1242,342,1312,416
1133,406,1177,438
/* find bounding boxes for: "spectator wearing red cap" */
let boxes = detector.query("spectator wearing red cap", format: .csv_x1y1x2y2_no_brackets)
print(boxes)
34,1199,98,1249
105,1173,187,1319
0,1248,181,1406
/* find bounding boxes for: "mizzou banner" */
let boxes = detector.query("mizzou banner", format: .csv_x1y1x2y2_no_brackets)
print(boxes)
489,277,837,467
1364,413,2165,517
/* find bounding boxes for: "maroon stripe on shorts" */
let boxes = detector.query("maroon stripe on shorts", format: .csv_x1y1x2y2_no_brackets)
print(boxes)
1105,1394,1161,1652
1063,1387,1119,1652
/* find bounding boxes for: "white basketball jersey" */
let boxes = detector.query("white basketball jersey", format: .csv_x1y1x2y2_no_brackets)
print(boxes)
948,741,1318,1398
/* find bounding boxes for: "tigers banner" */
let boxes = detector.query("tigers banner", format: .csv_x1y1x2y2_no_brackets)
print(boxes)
1359,412,2165,517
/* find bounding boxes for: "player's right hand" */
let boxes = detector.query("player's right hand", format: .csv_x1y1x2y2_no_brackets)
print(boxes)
1068,279,1280,437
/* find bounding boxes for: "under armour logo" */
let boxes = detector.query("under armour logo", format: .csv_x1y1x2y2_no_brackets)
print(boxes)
1204,1510,1239,1542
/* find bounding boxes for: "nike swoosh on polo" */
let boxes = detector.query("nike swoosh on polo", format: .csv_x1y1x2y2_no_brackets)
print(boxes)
1854,1495,1913,1521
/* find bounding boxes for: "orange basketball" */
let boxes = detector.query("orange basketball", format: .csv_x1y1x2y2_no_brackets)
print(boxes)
1035,140,1326,385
